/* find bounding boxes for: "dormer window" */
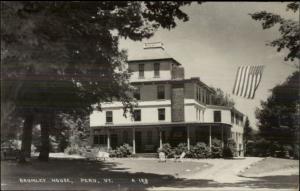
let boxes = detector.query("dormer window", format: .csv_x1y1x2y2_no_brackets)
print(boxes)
154,63,160,77
139,64,144,78
106,111,113,123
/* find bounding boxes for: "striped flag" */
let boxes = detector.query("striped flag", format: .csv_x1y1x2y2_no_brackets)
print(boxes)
232,65,264,99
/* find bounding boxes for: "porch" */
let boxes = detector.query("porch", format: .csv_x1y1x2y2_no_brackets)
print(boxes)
91,122,232,154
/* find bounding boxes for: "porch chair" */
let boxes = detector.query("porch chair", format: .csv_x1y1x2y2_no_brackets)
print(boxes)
174,152,186,162
158,152,166,162
96,151,110,161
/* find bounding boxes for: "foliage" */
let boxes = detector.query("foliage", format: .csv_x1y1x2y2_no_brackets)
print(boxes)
255,71,299,158
59,114,90,148
223,138,237,158
246,138,271,157
157,143,174,158
210,87,235,107
1,1,199,161
250,2,300,61
211,138,223,158
1,115,23,142
189,142,210,159
64,144,87,156
109,144,132,158
243,117,253,153
1,139,36,153
174,143,188,155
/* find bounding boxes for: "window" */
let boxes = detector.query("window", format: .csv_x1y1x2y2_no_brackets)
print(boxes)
94,135,107,145
158,108,165,121
106,111,113,123
133,109,141,121
133,87,140,100
147,131,152,144
157,85,165,99
154,63,160,77
213,110,221,122
206,92,210,104
139,64,144,78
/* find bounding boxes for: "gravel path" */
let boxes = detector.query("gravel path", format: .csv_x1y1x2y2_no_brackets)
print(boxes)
182,157,264,183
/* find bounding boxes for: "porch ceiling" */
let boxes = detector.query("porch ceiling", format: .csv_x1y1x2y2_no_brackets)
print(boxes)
92,121,232,129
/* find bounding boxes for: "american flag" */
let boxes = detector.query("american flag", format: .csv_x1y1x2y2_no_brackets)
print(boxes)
232,65,264,99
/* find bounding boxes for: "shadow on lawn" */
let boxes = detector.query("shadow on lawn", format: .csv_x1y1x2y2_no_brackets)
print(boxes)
1,159,299,191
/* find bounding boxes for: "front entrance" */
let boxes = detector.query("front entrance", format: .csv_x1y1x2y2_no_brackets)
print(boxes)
135,131,142,153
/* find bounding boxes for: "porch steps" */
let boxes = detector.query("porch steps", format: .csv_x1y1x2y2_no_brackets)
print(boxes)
134,153,158,158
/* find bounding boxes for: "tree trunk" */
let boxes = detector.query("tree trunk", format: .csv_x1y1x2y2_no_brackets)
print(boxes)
19,113,34,163
38,114,52,161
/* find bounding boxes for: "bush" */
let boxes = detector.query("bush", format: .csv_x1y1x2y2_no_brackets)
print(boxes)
211,138,223,158
1,139,36,153
64,145,87,155
157,143,174,158
223,138,236,158
109,144,132,158
174,143,188,155
293,144,299,159
189,142,210,159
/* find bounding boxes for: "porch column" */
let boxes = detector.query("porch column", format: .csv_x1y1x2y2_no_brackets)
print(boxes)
159,127,162,149
187,126,190,151
132,126,136,154
221,125,224,148
209,125,212,151
107,128,110,150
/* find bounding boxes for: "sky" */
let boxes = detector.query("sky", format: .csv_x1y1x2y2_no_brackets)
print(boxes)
119,2,298,129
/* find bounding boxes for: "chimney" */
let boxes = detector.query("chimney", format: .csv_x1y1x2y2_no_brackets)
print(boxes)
144,42,164,50
172,65,185,79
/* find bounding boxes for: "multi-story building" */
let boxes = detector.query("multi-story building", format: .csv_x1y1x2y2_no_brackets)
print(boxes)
90,42,244,156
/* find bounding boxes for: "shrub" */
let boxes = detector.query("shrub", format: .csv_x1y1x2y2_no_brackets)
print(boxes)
211,138,223,158
223,138,237,158
189,142,210,158
292,144,299,159
64,144,87,155
157,143,174,158
110,144,132,158
174,143,188,155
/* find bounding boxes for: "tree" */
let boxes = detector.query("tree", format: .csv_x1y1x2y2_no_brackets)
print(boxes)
210,87,235,107
255,71,299,157
250,2,300,62
243,117,252,154
1,1,200,162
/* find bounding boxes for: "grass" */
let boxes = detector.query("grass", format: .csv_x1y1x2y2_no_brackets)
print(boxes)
1,157,298,190
1,157,211,190
241,157,299,176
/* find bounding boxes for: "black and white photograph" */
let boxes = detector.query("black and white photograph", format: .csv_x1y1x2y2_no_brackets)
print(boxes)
1,1,299,191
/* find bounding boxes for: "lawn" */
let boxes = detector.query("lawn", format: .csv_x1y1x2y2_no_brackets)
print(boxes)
1,156,299,191
1,157,211,191
240,157,299,177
